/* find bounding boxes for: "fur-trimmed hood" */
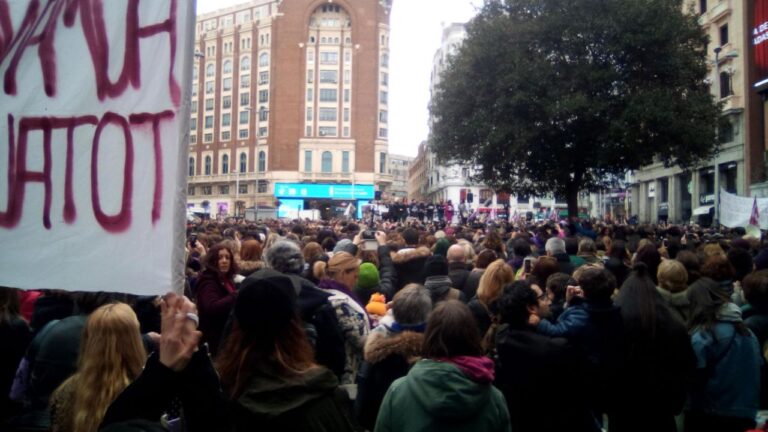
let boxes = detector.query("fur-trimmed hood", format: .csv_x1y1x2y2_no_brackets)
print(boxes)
364,330,424,364
391,247,432,265
237,259,265,277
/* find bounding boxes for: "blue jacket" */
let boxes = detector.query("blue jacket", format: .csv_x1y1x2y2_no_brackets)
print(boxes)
688,306,761,419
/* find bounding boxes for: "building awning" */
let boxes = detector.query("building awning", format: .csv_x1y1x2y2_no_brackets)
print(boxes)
693,205,714,216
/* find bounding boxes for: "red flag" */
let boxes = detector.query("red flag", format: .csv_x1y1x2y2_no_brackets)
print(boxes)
750,197,759,226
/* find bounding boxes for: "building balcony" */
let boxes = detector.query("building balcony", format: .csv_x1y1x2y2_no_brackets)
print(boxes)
698,0,731,25
375,173,394,185
299,171,354,182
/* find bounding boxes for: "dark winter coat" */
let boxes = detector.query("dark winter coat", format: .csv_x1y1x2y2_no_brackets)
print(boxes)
537,298,625,416
494,325,599,432
391,247,432,291
355,330,423,431
0,317,31,421
468,297,494,338
196,269,237,355
463,269,484,300
448,262,471,295
232,365,355,432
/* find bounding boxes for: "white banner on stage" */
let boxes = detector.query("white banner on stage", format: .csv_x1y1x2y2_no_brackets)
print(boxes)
719,189,768,230
0,1,194,295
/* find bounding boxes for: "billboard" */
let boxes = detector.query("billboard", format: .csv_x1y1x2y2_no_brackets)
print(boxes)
274,183,375,200
754,0,768,87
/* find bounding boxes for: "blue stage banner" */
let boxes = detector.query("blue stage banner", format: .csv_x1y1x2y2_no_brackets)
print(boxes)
274,183,375,200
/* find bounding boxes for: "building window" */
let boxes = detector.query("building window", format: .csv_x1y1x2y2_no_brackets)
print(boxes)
239,129,248,139
222,113,231,126
259,90,269,103
205,81,214,94
720,24,728,46
240,74,250,89
191,102,197,113
344,70,350,84
307,88,314,101
258,127,267,136
343,126,349,137
319,108,337,121
320,70,338,83
320,51,338,65
239,153,247,172
345,51,351,63
206,63,214,77
342,151,349,173
720,72,732,98
319,89,337,102
321,151,333,172
259,107,269,121
306,126,312,136
238,183,248,194
188,185,195,195
259,52,269,67
719,121,734,143
379,110,388,123
204,116,213,128
239,111,249,124
379,128,388,138
240,93,250,106
223,60,232,74
219,185,229,195
222,96,231,109
221,131,230,141
381,53,389,68
319,126,337,137
241,56,250,71
204,133,213,142
257,180,267,193
344,108,350,122
222,154,229,174
188,157,195,176
223,77,232,91
258,151,266,172
205,99,214,111
380,152,386,174
304,150,312,171
307,69,314,83
204,156,212,175
344,89,350,102
380,72,388,86
190,134,196,143
699,0,706,14
190,120,197,131
306,107,313,121
202,185,212,195
380,91,388,105
308,49,314,63
259,71,269,85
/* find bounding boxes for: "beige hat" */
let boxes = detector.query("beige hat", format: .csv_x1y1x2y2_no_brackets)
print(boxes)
328,251,361,273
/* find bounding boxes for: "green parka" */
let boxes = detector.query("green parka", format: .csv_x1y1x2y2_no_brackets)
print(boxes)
374,359,511,432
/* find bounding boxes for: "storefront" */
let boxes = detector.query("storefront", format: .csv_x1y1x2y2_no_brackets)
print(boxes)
274,183,375,220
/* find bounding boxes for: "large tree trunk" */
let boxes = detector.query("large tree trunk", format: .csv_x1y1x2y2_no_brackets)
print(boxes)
566,187,579,220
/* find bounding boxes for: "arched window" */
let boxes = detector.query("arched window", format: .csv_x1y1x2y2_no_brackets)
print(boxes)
222,154,229,174
188,157,195,176
321,151,332,173
241,56,250,71
206,63,215,77
204,156,212,175
239,153,247,173
259,52,269,67
258,151,266,172
223,59,232,74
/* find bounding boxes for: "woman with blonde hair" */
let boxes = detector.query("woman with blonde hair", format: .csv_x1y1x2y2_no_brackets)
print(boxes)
50,303,146,432
468,259,515,337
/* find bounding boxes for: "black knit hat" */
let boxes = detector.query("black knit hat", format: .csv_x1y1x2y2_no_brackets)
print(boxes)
423,255,449,278
235,271,296,336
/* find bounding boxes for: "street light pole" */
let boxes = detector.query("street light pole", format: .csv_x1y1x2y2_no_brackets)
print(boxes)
713,46,722,227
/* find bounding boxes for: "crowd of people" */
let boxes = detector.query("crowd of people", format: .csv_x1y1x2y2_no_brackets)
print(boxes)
1,215,767,431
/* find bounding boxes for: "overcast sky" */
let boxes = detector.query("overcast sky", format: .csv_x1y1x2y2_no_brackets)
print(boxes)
196,0,480,157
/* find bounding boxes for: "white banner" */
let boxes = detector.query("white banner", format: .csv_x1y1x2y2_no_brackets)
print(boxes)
719,189,768,229
0,1,194,295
